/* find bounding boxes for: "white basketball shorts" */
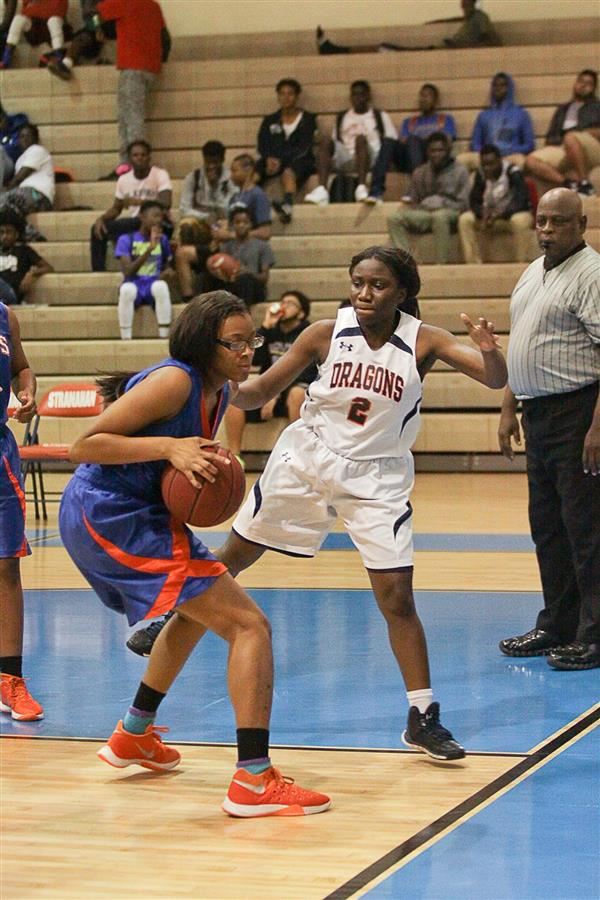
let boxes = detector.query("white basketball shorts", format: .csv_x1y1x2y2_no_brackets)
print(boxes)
232,420,415,569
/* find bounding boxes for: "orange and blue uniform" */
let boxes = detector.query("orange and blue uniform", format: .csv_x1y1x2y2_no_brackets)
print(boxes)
0,303,29,559
59,359,228,624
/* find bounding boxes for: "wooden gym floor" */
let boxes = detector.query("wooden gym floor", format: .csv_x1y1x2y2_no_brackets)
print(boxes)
1,473,598,899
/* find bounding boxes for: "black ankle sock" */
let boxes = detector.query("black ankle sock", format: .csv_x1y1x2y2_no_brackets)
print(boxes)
133,681,166,714
236,727,270,761
283,192,294,206
0,656,23,677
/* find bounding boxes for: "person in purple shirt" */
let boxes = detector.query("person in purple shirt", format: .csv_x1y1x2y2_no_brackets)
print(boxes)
368,84,456,202
457,72,535,172
114,199,173,340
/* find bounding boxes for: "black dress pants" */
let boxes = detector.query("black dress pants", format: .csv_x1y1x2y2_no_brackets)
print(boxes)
522,382,599,643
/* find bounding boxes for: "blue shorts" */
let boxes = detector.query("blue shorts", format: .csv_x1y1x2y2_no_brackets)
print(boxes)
132,277,157,307
0,426,30,558
59,473,226,625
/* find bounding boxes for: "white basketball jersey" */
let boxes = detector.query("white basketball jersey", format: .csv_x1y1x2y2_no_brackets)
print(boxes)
301,306,423,460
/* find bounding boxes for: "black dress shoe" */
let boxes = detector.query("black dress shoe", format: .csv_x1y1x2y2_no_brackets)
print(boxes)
547,642,600,670
499,628,560,657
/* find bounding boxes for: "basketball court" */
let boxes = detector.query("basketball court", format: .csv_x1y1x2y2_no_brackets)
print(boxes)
1,472,598,899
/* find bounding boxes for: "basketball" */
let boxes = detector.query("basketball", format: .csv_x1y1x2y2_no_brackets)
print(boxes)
206,252,241,281
161,448,246,527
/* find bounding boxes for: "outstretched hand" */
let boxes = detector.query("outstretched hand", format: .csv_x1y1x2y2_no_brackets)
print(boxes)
460,314,502,352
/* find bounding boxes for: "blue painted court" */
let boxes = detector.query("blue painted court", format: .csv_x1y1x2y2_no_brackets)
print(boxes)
3,579,598,899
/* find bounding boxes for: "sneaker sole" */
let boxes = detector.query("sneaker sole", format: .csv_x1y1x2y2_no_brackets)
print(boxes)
222,797,331,817
0,701,44,721
125,639,152,657
402,730,466,761
547,658,600,671
304,199,329,206
97,745,180,771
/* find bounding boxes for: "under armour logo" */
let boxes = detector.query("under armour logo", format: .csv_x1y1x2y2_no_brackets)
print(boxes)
281,452,292,463
339,342,353,351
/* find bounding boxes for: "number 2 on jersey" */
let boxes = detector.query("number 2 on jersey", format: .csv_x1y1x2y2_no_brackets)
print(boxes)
347,396,372,426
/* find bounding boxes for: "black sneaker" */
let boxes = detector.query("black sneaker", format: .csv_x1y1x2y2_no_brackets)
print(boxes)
126,611,174,656
402,702,465,760
547,641,600,670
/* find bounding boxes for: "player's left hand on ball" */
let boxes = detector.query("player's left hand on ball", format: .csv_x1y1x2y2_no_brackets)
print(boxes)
169,437,222,487
460,314,501,352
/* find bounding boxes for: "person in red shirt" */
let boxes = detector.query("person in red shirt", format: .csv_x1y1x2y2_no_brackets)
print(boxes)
0,0,68,69
54,0,169,179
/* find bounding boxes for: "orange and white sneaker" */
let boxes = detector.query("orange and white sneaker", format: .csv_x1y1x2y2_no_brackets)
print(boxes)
0,674,44,721
222,766,331,817
97,720,181,771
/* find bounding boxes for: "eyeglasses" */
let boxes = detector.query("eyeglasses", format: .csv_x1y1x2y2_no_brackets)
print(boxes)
215,335,265,352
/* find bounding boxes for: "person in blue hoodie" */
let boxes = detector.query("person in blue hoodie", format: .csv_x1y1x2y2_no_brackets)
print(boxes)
457,73,535,172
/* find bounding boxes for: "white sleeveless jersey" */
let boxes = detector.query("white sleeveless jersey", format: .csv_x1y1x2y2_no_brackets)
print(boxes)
301,306,423,460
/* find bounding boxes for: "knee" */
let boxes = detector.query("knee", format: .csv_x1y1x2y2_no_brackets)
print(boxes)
380,589,417,622
387,210,405,227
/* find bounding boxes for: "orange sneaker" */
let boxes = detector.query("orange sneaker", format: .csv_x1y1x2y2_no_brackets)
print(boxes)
0,674,44,721
97,720,181,771
222,766,331,817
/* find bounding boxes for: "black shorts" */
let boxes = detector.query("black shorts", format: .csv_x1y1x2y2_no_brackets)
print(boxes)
256,155,316,188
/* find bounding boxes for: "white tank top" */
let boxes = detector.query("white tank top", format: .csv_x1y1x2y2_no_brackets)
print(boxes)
301,306,423,460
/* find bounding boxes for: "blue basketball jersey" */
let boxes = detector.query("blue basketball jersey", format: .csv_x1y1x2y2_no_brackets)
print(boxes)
59,359,230,624
0,303,29,558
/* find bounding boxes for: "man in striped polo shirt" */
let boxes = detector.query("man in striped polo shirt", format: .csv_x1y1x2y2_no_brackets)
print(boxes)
498,187,599,670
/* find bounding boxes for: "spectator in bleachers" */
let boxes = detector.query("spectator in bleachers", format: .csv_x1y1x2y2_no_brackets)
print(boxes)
173,218,214,303
213,154,271,242
205,208,274,306
387,132,469,264
304,80,396,206
224,290,317,466
114,199,173,340
458,144,533,264
0,102,29,186
0,208,53,303
0,124,54,240
256,78,318,225
443,0,501,48
179,140,236,224
0,0,68,69
368,83,457,202
88,0,170,180
317,0,501,54
457,73,535,173
525,69,600,197
48,0,117,79
90,139,172,272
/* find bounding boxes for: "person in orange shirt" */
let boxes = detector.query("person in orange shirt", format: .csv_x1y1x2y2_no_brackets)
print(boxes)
0,0,68,69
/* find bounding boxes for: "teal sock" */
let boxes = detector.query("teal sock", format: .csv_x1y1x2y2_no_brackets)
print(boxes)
237,757,271,774
123,706,155,735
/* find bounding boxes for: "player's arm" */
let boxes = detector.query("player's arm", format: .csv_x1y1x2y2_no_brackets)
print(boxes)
70,367,220,481
417,316,507,388
233,320,333,409
8,308,36,422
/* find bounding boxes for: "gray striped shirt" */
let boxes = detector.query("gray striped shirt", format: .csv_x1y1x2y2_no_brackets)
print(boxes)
507,244,600,400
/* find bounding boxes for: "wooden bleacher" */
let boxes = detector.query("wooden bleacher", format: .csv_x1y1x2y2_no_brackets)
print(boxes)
2,27,599,465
